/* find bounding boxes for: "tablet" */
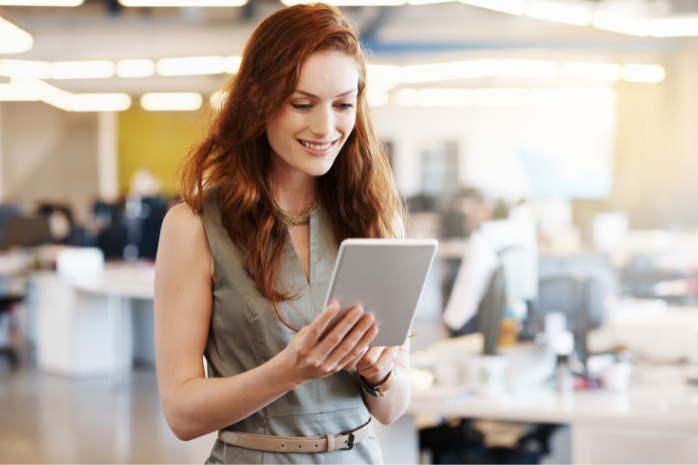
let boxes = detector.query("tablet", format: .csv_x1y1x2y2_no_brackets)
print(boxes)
321,238,438,347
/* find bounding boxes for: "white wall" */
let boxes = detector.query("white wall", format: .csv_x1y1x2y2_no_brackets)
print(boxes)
0,102,100,222
372,100,616,201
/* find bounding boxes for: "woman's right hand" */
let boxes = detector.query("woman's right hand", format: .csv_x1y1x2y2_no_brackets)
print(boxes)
277,303,378,387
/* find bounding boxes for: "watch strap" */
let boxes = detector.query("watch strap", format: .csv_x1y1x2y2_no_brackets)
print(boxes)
359,370,395,398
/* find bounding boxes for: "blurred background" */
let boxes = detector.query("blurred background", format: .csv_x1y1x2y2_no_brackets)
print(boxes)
1,0,698,463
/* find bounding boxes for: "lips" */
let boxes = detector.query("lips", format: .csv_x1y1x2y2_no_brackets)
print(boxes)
297,138,338,156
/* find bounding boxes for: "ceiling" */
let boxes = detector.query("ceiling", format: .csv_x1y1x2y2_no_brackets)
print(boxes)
0,0,690,95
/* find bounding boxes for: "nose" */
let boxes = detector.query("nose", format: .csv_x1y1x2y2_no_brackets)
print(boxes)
309,103,334,139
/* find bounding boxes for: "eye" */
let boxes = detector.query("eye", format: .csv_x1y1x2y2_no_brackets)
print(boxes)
291,103,311,111
336,103,355,111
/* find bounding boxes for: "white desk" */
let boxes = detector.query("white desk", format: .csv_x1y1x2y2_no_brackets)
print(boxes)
30,262,155,379
407,365,698,463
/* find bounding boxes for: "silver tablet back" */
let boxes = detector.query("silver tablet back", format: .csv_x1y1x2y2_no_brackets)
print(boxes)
322,239,438,347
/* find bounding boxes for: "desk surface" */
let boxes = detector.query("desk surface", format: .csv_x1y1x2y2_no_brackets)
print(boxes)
60,262,155,300
408,366,698,431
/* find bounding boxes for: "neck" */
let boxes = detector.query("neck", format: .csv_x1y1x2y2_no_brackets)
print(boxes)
271,164,318,216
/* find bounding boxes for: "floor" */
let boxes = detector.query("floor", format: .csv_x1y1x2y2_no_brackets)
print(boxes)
0,362,217,464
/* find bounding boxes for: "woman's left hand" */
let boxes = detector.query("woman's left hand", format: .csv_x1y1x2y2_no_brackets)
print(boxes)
353,346,401,387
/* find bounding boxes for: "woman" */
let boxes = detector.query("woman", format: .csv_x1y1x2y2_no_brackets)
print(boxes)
154,3,410,463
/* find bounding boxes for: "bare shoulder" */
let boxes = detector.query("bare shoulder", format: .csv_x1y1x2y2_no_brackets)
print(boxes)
157,202,212,276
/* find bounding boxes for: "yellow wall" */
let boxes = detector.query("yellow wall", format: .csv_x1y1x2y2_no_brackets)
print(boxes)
117,107,209,197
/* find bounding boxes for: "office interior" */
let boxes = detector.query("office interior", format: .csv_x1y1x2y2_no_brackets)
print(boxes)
1,0,698,463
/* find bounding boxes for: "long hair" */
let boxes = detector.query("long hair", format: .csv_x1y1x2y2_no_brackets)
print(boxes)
179,3,402,328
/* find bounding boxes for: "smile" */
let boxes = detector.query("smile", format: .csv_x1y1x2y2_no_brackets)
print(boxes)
297,139,338,151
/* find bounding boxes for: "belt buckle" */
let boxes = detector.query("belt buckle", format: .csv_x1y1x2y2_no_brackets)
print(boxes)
338,431,355,451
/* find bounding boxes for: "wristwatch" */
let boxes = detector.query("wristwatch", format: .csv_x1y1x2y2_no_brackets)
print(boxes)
359,370,395,398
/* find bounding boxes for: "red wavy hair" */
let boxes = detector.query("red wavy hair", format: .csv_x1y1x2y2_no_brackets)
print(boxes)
179,3,402,327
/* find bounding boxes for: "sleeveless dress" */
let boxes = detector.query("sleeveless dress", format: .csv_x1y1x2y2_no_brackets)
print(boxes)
199,188,384,464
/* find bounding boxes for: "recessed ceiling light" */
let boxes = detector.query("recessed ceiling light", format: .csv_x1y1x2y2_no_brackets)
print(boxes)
117,59,155,78
51,61,115,80
141,92,203,111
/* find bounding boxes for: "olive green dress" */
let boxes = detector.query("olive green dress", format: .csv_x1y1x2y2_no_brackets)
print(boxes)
199,188,383,464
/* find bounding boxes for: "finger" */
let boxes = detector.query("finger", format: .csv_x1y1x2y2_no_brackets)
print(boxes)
313,306,364,356
359,346,400,379
322,313,375,369
355,346,385,372
336,324,378,368
299,302,339,344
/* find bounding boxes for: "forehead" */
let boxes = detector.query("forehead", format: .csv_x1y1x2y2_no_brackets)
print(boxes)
296,51,359,97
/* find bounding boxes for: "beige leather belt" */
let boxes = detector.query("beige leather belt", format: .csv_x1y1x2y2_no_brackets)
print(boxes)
218,418,373,453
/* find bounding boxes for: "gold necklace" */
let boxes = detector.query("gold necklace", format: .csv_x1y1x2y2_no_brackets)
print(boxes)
276,199,322,226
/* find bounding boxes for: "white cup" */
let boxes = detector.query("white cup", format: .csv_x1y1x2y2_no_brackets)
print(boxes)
467,355,509,397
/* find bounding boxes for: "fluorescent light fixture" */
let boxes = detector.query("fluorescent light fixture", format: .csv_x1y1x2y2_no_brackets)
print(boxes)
622,64,665,83
402,63,452,83
51,60,115,79
459,0,526,15
408,0,454,4
226,56,242,74
593,12,650,36
0,59,51,79
526,0,593,26
561,62,620,81
282,0,405,5
0,0,82,4
367,64,404,92
450,59,498,79
10,78,131,111
71,93,132,112
141,92,203,111
116,59,155,78
474,88,530,105
497,59,559,78
397,88,473,106
650,16,698,37
157,56,227,76
0,83,40,101
119,0,247,6
396,87,616,106
366,89,389,107
0,17,33,54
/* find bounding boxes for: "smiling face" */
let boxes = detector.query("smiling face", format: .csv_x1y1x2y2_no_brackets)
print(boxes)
266,50,359,181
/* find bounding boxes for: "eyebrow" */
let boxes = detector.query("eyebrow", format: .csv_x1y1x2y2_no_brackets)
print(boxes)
293,89,357,99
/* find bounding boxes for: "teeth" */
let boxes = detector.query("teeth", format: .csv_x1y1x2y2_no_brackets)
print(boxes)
301,140,332,150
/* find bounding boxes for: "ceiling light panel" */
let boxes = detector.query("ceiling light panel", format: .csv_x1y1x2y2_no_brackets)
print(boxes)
119,0,247,6
497,59,559,78
526,0,593,26
408,0,455,5
71,93,132,112
141,92,203,111
0,59,51,79
650,17,698,37
459,0,526,15
593,12,649,36
282,0,405,5
0,0,82,4
51,60,115,79
157,56,228,76
622,64,665,83
0,83,41,101
116,59,155,78
396,87,616,106
561,62,621,81
0,17,33,54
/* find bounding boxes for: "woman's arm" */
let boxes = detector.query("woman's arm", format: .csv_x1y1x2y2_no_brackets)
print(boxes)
155,203,377,441
354,342,410,425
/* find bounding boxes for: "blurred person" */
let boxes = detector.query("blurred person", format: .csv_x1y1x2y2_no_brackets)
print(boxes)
155,4,408,463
